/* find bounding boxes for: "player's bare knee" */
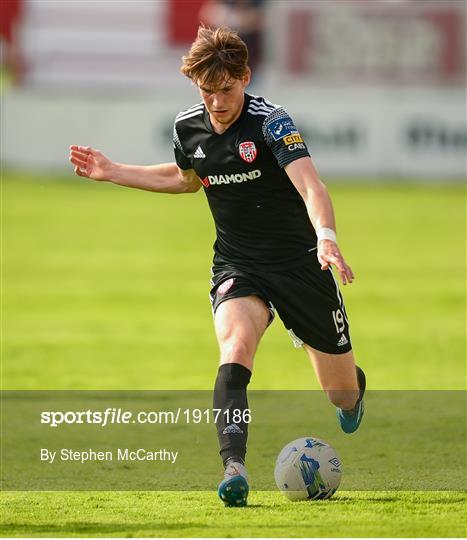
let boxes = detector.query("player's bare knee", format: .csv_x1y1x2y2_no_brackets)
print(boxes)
326,389,359,411
220,338,252,365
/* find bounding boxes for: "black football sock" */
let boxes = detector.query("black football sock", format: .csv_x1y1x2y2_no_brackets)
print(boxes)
213,363,251,466
355,365,366,403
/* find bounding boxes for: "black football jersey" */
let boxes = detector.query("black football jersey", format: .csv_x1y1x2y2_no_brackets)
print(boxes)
173,93,317,270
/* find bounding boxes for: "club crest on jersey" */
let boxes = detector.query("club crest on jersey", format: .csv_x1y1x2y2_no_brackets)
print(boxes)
238,141,257,163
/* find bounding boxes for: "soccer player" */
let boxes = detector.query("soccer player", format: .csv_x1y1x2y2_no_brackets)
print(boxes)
69,25,366,507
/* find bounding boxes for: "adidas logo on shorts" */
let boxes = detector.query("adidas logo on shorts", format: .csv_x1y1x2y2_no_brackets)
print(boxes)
337,334,349,347
222,424,243,434
194,145,206,158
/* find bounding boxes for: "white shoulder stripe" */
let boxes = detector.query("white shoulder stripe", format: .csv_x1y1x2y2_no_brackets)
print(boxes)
176,107,204,119
248,106,276,115
176,103,204,118
249,98,279,109
263,98,279,108
248,103,275,113
249,99,274,107
249,99,273,107
249,97,274,104
247,109,270,117
176,107,203,117
177,102,203,113
175,109,204,123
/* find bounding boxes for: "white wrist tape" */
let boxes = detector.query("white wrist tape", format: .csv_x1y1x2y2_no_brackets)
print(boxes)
317,227,337,243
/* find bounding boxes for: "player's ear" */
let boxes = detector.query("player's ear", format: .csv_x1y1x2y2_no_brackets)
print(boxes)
243,68,251,88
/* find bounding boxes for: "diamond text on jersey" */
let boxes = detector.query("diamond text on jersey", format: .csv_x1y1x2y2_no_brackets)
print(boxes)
201,169,261,187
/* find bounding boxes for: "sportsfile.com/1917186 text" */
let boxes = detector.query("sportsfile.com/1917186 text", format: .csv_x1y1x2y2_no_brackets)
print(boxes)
40,408,252,428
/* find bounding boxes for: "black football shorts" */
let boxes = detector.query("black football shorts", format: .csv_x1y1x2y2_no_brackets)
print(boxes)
209,255,352,355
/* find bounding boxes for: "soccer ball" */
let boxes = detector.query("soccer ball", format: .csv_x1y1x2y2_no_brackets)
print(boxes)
274,437,342,500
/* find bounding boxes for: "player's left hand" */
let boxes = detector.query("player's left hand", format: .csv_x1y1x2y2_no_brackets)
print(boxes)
318,240,354,285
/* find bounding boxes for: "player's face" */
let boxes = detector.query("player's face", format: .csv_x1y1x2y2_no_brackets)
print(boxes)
198,71,251,131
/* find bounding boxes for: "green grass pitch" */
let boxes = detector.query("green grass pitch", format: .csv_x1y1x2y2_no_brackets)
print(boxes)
2,174,465,537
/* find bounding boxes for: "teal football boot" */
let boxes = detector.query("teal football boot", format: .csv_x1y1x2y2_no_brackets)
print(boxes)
336,365,366,434
218,460,249,507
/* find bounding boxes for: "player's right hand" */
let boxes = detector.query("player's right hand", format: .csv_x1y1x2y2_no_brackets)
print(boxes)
69,145,114,181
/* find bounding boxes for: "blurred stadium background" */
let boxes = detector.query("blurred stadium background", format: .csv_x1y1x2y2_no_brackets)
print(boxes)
1,0,465,394
2,0,465,177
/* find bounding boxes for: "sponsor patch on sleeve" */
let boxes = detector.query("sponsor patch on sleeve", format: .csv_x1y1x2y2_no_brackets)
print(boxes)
283,134,304,145
266,117,299,141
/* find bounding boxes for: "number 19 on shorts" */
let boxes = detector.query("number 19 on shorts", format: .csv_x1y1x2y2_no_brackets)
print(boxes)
332,309,345,333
